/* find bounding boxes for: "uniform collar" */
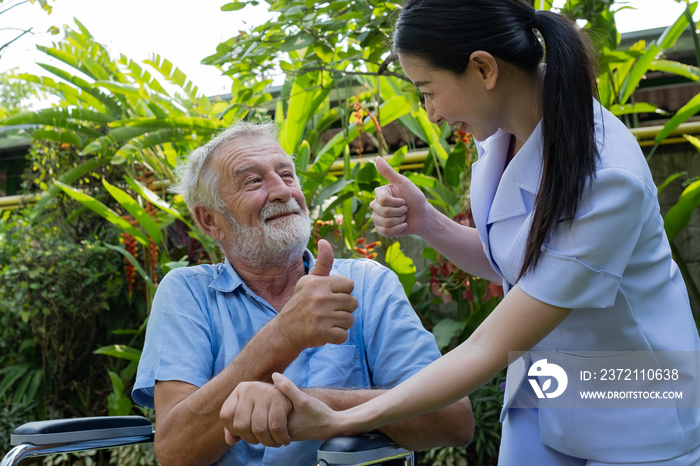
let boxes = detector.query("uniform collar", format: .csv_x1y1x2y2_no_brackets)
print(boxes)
487,120,543,225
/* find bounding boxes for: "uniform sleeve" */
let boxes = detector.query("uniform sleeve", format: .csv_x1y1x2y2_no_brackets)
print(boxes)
518,168,651,309
359,261,442,387
132,269,215,409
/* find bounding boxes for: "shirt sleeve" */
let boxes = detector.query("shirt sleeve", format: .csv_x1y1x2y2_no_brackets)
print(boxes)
518,167,651,309
132,269,216,409
357,260,442,387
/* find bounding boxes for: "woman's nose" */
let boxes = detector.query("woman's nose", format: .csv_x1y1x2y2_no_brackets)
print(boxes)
424,99,443,125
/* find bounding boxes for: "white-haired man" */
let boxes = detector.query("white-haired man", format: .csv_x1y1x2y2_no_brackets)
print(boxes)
133,121,474,465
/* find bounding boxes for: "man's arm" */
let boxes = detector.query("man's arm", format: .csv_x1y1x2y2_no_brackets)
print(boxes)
153,243,357,465
153,318,306,465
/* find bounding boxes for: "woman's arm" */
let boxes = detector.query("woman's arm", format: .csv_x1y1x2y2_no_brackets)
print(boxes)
271,286,571,440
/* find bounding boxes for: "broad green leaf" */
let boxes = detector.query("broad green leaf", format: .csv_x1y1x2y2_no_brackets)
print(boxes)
620,44,659,105
656,91,700,143
407,172,437,189
665,179,700,242
33,129,82,146
608,102,664,117
656,4,693,49
102,178,163,244
162,259,190,274
387,145,408,167
432,318,467,352
295,140,311,173
54,180,150,245
657,171,687,194
356,160,380,192
649,60,700,82
1,107,113,127
413,110,449,165
384,241,416,296
221,2,247,11
280,71,331,154
36,63,122,114
312,178,356,209
111,116,222,130
81,126,153,155
125,176,186,223
94,344,142,362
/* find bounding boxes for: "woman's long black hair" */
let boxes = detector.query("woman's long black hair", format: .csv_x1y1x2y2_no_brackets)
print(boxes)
393,0,600,280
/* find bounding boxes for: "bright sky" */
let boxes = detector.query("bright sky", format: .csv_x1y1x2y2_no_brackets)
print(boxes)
0,0,695,97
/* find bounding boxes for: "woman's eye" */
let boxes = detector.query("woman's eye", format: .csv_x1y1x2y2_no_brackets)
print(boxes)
416,92,431,106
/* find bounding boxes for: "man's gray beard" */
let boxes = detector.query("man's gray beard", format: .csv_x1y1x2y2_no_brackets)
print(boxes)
223,200,311,269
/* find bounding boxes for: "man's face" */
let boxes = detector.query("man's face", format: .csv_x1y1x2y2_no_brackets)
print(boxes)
212,135,311,265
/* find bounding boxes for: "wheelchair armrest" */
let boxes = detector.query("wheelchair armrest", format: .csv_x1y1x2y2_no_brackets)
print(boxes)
2,416,154,466
317,432,412,466
10,416,153,446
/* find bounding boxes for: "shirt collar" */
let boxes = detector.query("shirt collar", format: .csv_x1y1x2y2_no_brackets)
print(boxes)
209,249,315,293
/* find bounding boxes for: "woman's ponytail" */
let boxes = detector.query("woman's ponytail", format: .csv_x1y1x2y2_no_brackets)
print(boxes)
518,9,599,280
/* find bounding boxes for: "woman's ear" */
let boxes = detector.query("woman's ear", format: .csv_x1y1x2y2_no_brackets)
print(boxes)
194,203,225,242
469,51,499,91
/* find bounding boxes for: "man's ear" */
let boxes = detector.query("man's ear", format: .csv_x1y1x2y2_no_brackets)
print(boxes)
193,203,225,242
469,50,499,91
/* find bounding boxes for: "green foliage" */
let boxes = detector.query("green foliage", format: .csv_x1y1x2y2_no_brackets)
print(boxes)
0,210,128,418
2,2,700,464
205,0,404,86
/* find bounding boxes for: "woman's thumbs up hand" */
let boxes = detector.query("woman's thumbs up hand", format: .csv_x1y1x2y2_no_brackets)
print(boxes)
370,157,431,237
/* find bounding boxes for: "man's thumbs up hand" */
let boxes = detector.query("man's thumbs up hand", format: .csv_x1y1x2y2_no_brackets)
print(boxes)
309,239,334,277
276,240,358,350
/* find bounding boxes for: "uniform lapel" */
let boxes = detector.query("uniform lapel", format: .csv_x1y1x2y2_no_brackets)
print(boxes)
471,123,544,281
471,129,512,275
488,122,543,226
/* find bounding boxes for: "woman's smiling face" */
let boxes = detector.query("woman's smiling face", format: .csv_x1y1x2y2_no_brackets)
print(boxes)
398,52,502,141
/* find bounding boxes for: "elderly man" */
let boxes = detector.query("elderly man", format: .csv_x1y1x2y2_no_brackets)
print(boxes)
132,121,474,465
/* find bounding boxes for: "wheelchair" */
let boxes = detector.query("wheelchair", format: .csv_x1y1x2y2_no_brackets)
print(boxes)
1,415,413,465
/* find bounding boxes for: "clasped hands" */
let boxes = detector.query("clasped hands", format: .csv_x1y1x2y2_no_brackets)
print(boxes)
220,239,354,447
220,374,341,448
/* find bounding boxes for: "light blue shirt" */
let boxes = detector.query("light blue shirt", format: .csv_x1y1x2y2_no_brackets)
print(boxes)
471,103,700,462
133,250,441,465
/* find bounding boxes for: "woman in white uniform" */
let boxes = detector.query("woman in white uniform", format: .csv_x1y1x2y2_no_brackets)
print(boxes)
222,0,700,463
